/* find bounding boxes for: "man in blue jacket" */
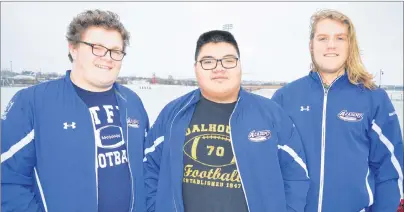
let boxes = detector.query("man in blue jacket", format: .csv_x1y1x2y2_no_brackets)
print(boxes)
1,10,149,212
272,9,403,212
143,30,309,212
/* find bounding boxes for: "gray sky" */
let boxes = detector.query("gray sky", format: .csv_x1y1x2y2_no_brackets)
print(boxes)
1,2,403,85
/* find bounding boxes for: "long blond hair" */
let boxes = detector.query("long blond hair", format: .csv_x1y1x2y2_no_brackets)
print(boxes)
309,9,376,89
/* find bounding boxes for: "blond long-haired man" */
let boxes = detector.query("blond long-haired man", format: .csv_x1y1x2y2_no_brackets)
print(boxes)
272,9,403,212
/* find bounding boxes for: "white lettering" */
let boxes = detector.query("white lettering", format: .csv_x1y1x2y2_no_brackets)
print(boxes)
89,107,101,125
97,150,128,168
103,105,114,123
98,154,107,168
105,152,114,166
122,150,128,164
101,134,121,140
114,151,121,165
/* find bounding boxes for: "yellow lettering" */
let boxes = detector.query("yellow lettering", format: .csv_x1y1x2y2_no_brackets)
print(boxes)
230,170,241,182
191,169,199,178
217,125,225,132
213,168,222,179
185,128,191,136
183,166,240,185
226,125,231,134
200,171,208,178
184,165,193,177
192,125,201,133
220,173,231,181
201,124,208,132
207,169,214,179
209,124,217,132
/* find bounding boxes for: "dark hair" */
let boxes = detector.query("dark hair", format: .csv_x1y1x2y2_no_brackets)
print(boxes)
66,9,130,62
194,30,240,61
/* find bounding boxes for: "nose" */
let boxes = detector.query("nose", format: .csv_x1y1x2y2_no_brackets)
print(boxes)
213,60,225,73
327,38,336,49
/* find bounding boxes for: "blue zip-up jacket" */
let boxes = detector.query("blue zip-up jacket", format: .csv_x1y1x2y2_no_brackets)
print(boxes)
272,71,403,212
143,88,310,212
1,71,149,212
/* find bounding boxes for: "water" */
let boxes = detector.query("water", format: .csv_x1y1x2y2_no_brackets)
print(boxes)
1,86,403,133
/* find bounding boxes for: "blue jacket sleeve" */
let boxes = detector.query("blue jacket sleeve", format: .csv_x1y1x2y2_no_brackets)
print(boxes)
1,89,42,212
143,111,166,212
271,88,283,106
368,90,403,212
276,106,310,212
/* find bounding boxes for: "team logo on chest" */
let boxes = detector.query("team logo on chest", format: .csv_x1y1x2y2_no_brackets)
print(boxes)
127,117,140,128
337,110,364,122
248,130,271,142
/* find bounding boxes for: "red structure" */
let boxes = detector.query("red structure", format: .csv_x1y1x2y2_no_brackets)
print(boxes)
151,73,157,84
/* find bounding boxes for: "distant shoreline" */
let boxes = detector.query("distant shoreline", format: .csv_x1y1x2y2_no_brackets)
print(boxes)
1,84,403,91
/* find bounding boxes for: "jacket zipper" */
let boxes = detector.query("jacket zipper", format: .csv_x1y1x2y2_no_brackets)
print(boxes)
125,108,135,212
169,96,195,212
317,73,342,212
229,97,251,212
89,111,99,209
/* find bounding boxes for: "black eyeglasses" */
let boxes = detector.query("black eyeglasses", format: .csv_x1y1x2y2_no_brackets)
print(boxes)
77,40,126,61
197,57,239,70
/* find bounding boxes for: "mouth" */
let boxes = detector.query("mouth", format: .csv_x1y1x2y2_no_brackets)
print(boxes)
212,76,228,80
95,64,113,70
323,53,339,57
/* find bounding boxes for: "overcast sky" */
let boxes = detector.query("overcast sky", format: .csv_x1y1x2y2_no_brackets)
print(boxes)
1,2,403,85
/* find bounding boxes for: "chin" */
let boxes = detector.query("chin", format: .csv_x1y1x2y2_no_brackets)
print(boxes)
97,79,115,87
319,65,343,73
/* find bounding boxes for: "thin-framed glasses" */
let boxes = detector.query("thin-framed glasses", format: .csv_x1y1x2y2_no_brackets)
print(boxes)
198,57,239,70
77,40,126,61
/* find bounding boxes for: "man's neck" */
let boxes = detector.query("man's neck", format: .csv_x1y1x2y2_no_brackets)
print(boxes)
319,68,345,86
201,89,239,104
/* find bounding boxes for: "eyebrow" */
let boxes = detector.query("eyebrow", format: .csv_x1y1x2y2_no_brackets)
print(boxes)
199,54,237,60
222,54,238,58
316,33,348,37
94,43,123,51
200,56,215,60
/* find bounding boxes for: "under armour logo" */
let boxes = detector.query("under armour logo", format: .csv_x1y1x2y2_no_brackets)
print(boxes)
300,106,310,111
63,122,76,129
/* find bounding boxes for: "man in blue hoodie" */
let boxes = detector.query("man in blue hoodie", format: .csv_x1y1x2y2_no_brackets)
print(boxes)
143,30,310,212
272,9,403,212
1,10,148,212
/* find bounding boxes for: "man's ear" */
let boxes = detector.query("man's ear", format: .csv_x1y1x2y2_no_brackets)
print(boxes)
68,43,78,61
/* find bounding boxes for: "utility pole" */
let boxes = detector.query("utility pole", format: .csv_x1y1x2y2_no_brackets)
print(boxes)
379,69,384,88
10,61,13,72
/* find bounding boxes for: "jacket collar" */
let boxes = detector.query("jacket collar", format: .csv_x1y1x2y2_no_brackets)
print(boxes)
189,87,247,106
308,70,350,90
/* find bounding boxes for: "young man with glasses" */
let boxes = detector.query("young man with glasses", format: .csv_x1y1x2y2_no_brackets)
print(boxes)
1,10,149,212
272,9,403,212
143,30,310,212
